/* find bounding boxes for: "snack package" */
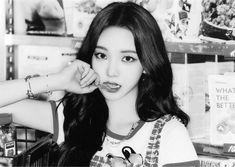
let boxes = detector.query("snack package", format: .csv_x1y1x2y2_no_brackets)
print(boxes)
0,114,16,157
200,0,235,42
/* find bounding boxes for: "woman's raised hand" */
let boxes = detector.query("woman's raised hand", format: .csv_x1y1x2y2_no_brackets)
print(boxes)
57,60,100,94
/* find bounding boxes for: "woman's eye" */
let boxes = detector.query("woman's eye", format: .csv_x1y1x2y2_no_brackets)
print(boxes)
122,56,136,62
94,53,107,59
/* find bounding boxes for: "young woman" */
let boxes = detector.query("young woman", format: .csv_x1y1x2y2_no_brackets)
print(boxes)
57,2,198,166
0,2,199,166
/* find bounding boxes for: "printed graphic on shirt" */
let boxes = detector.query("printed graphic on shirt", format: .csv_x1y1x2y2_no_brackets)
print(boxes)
91,146,143,167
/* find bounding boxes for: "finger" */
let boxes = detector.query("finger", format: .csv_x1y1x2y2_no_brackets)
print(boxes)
71,60,91,80
95,74,100,86
78,63,90,79
80,85,98,94
74,67,82,81
80,70,95,86
85,73,99,87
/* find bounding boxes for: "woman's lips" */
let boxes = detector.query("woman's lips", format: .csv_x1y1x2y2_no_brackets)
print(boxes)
99,82,121,93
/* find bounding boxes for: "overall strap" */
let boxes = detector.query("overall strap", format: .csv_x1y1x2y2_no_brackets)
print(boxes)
49,100,59,142
143,114,174,167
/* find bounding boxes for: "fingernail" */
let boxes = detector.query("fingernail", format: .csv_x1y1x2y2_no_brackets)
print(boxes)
95,80,99,86
81,84,86,88
80,81,86,87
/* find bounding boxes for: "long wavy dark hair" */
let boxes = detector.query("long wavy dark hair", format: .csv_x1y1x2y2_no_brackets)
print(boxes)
57,2,189,166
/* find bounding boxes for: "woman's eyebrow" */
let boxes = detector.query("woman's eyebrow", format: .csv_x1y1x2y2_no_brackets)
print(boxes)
96,45,107,51
96,46,137,54
121,50,137,54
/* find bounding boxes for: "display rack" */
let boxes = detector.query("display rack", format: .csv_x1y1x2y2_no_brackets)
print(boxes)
0,0,7,81
4,34,83,48
166,41,235,57
3,34,235,56
1,0,14,80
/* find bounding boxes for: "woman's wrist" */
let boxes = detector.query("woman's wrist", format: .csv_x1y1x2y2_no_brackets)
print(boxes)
24,73,63,97
23,69,72,99
45,73,66,92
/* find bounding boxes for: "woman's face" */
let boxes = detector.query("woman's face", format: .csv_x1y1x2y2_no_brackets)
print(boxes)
92,26,143,101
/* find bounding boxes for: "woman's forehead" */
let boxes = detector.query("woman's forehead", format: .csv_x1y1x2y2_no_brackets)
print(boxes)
96,27,136,51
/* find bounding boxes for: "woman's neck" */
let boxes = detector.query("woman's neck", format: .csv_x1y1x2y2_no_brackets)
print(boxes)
106,90,140,134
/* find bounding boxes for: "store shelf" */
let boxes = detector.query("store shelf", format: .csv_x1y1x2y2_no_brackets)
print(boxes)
166,42,235,57
5,34,83,48
5,34,235,57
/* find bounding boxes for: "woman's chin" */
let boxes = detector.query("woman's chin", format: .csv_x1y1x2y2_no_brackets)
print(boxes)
100,90,122,101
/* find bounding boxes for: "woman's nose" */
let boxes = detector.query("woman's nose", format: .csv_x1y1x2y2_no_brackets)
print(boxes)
106,59,119,77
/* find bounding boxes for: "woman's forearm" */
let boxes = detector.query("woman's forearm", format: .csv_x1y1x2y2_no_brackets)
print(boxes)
0,74,63,108
0,59,100,108
0,99,54,133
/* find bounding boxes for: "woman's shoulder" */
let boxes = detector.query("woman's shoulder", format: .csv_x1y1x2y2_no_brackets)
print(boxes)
159,115,185,133
157,115,198,166
158,115,194,152
149,114,183,134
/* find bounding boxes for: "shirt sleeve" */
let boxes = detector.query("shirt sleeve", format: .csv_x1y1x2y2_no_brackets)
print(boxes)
158,119,199,167
49,100,59,142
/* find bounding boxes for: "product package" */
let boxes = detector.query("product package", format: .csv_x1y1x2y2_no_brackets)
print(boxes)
204,56,234,137
208,74,235,145
0,113,16,157
198,155,235,167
